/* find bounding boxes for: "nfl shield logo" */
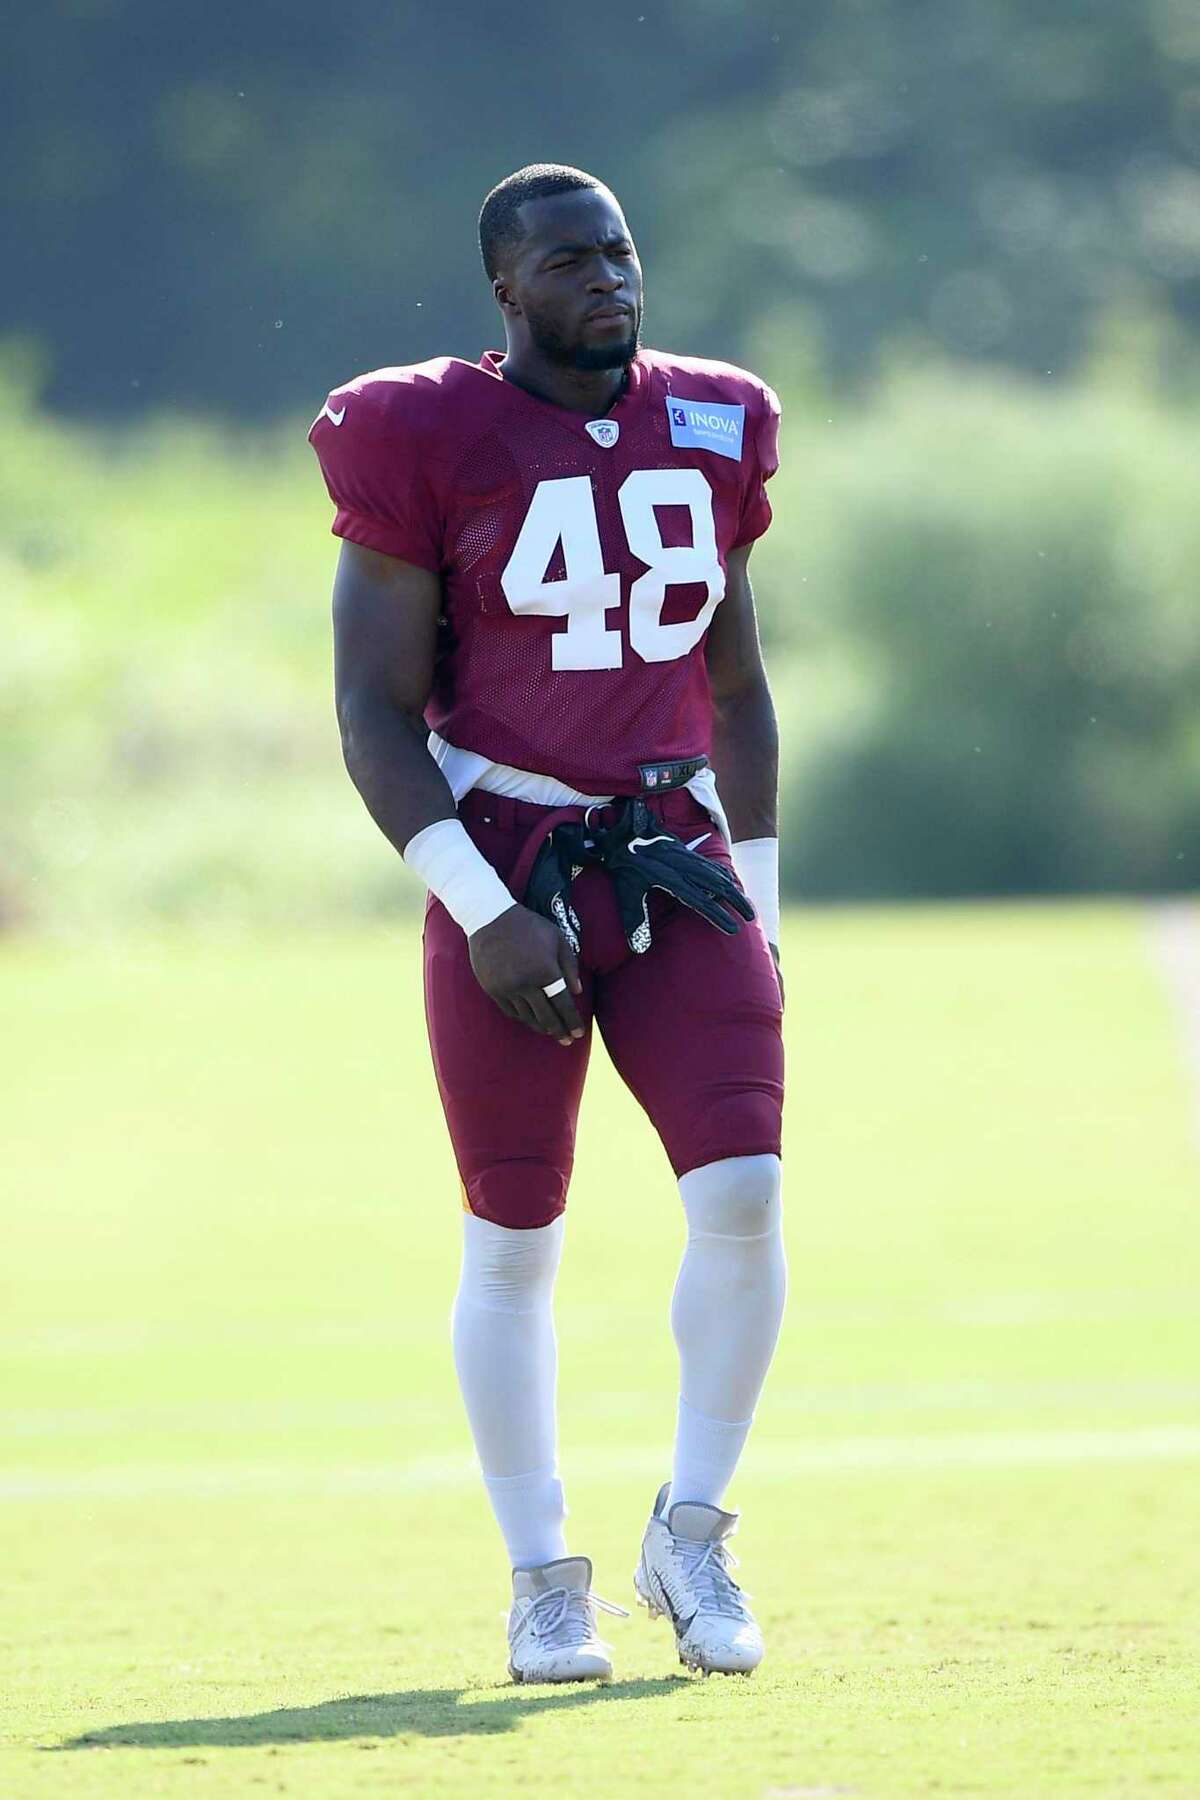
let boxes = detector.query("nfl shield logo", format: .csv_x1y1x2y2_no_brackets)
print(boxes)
585,419,620,448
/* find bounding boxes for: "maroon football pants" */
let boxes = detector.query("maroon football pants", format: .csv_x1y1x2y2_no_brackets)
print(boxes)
422,788,784,1230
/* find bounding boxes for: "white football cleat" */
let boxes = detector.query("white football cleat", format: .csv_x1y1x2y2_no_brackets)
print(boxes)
507,1555,627,1684
635,1482,764,1675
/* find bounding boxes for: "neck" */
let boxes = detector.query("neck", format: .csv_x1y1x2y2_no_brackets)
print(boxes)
497,348,630,416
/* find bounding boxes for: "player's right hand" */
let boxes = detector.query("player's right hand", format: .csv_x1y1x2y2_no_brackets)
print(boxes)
468,904,586,1046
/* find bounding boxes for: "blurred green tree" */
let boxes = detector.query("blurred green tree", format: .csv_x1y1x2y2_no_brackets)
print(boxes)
7,0,1200,417
760,364,1200,897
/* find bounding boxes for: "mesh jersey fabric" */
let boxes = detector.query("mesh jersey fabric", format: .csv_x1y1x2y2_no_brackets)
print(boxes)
308,348,781,794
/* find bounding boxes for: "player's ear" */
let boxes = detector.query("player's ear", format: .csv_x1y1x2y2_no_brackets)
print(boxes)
493,277,521,318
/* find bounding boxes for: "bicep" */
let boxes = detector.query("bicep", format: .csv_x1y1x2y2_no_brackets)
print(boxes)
706,543,766,703
332,539,442,720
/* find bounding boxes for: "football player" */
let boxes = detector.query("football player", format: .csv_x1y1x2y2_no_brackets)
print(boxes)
310,164,787,1682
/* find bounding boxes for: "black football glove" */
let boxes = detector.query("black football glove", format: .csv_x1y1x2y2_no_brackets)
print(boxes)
603,799,755,955
523,824,589,955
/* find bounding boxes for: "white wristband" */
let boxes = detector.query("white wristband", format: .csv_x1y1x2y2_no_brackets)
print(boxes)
403,817,515,938
731,837,780,948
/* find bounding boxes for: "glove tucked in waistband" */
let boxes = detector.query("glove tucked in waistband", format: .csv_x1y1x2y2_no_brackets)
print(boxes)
524,797,755,957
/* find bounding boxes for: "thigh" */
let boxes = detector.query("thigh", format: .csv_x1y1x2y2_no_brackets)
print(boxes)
595,865,784,1180
423,893,593,1228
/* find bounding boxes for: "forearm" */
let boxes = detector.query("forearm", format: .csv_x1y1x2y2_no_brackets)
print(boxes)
709,674,778,844
338,691,456,855
339,694,516,937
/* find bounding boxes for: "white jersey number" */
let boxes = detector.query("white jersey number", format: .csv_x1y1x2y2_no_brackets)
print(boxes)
500,468,724,671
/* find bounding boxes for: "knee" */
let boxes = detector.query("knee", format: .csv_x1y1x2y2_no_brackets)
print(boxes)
678,1153,782,1240
459,1212,564,1311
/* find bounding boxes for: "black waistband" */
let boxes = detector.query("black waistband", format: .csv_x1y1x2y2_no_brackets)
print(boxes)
637,754,708,793
459,785,709,834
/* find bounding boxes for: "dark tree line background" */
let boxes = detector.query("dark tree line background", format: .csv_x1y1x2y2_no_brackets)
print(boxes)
4,0,1200,924
10,0,1200,417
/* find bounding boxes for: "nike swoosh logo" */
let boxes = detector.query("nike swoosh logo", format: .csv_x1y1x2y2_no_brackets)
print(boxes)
323,403,346,426
685,833,711,851
649,1568,697,1634
627,835,672,854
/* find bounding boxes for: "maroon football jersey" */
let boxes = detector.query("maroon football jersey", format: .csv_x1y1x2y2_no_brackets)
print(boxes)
308,349,780,793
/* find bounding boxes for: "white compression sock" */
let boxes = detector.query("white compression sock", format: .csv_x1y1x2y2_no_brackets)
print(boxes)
451,1212,568,1570
668,1154,787,1511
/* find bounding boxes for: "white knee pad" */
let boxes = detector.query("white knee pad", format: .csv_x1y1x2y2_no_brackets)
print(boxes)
458,1212,564,1312
677,1153,782,1241
671,1154,786,1430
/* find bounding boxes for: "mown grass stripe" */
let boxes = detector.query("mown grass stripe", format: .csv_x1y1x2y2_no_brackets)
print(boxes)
4,1425,1199,1501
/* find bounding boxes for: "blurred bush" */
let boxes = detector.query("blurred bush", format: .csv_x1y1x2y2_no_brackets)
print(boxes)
0,352,403,934
3,341,1199,929
755,349,1200,898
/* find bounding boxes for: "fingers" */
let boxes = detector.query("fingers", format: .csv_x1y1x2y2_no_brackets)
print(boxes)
482,954,585,1047
558,936,584,998
544,980,586,1042
549,942,586,1039
694,864,756,914
523,986,576,1045
499,976,584,1046
504,995,539,1031
682,864,752,912
660,882,738,935
510,993,570,1043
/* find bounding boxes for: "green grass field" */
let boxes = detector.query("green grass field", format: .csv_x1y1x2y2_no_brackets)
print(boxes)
3,903,1198,1798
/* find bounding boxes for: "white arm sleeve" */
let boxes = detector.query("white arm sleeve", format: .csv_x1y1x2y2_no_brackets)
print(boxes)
731,837,780,948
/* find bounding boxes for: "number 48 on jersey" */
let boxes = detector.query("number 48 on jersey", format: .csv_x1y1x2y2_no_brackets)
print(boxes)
500,468,724,672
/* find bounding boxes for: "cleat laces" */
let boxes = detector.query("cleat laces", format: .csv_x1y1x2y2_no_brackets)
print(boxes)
526,1583,628,1653
672,1538,752,1622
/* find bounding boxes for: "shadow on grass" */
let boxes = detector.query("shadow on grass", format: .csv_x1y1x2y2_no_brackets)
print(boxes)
53,1678,683,1750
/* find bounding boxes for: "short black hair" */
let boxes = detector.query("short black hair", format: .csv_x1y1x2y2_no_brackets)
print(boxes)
478,164,606,282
